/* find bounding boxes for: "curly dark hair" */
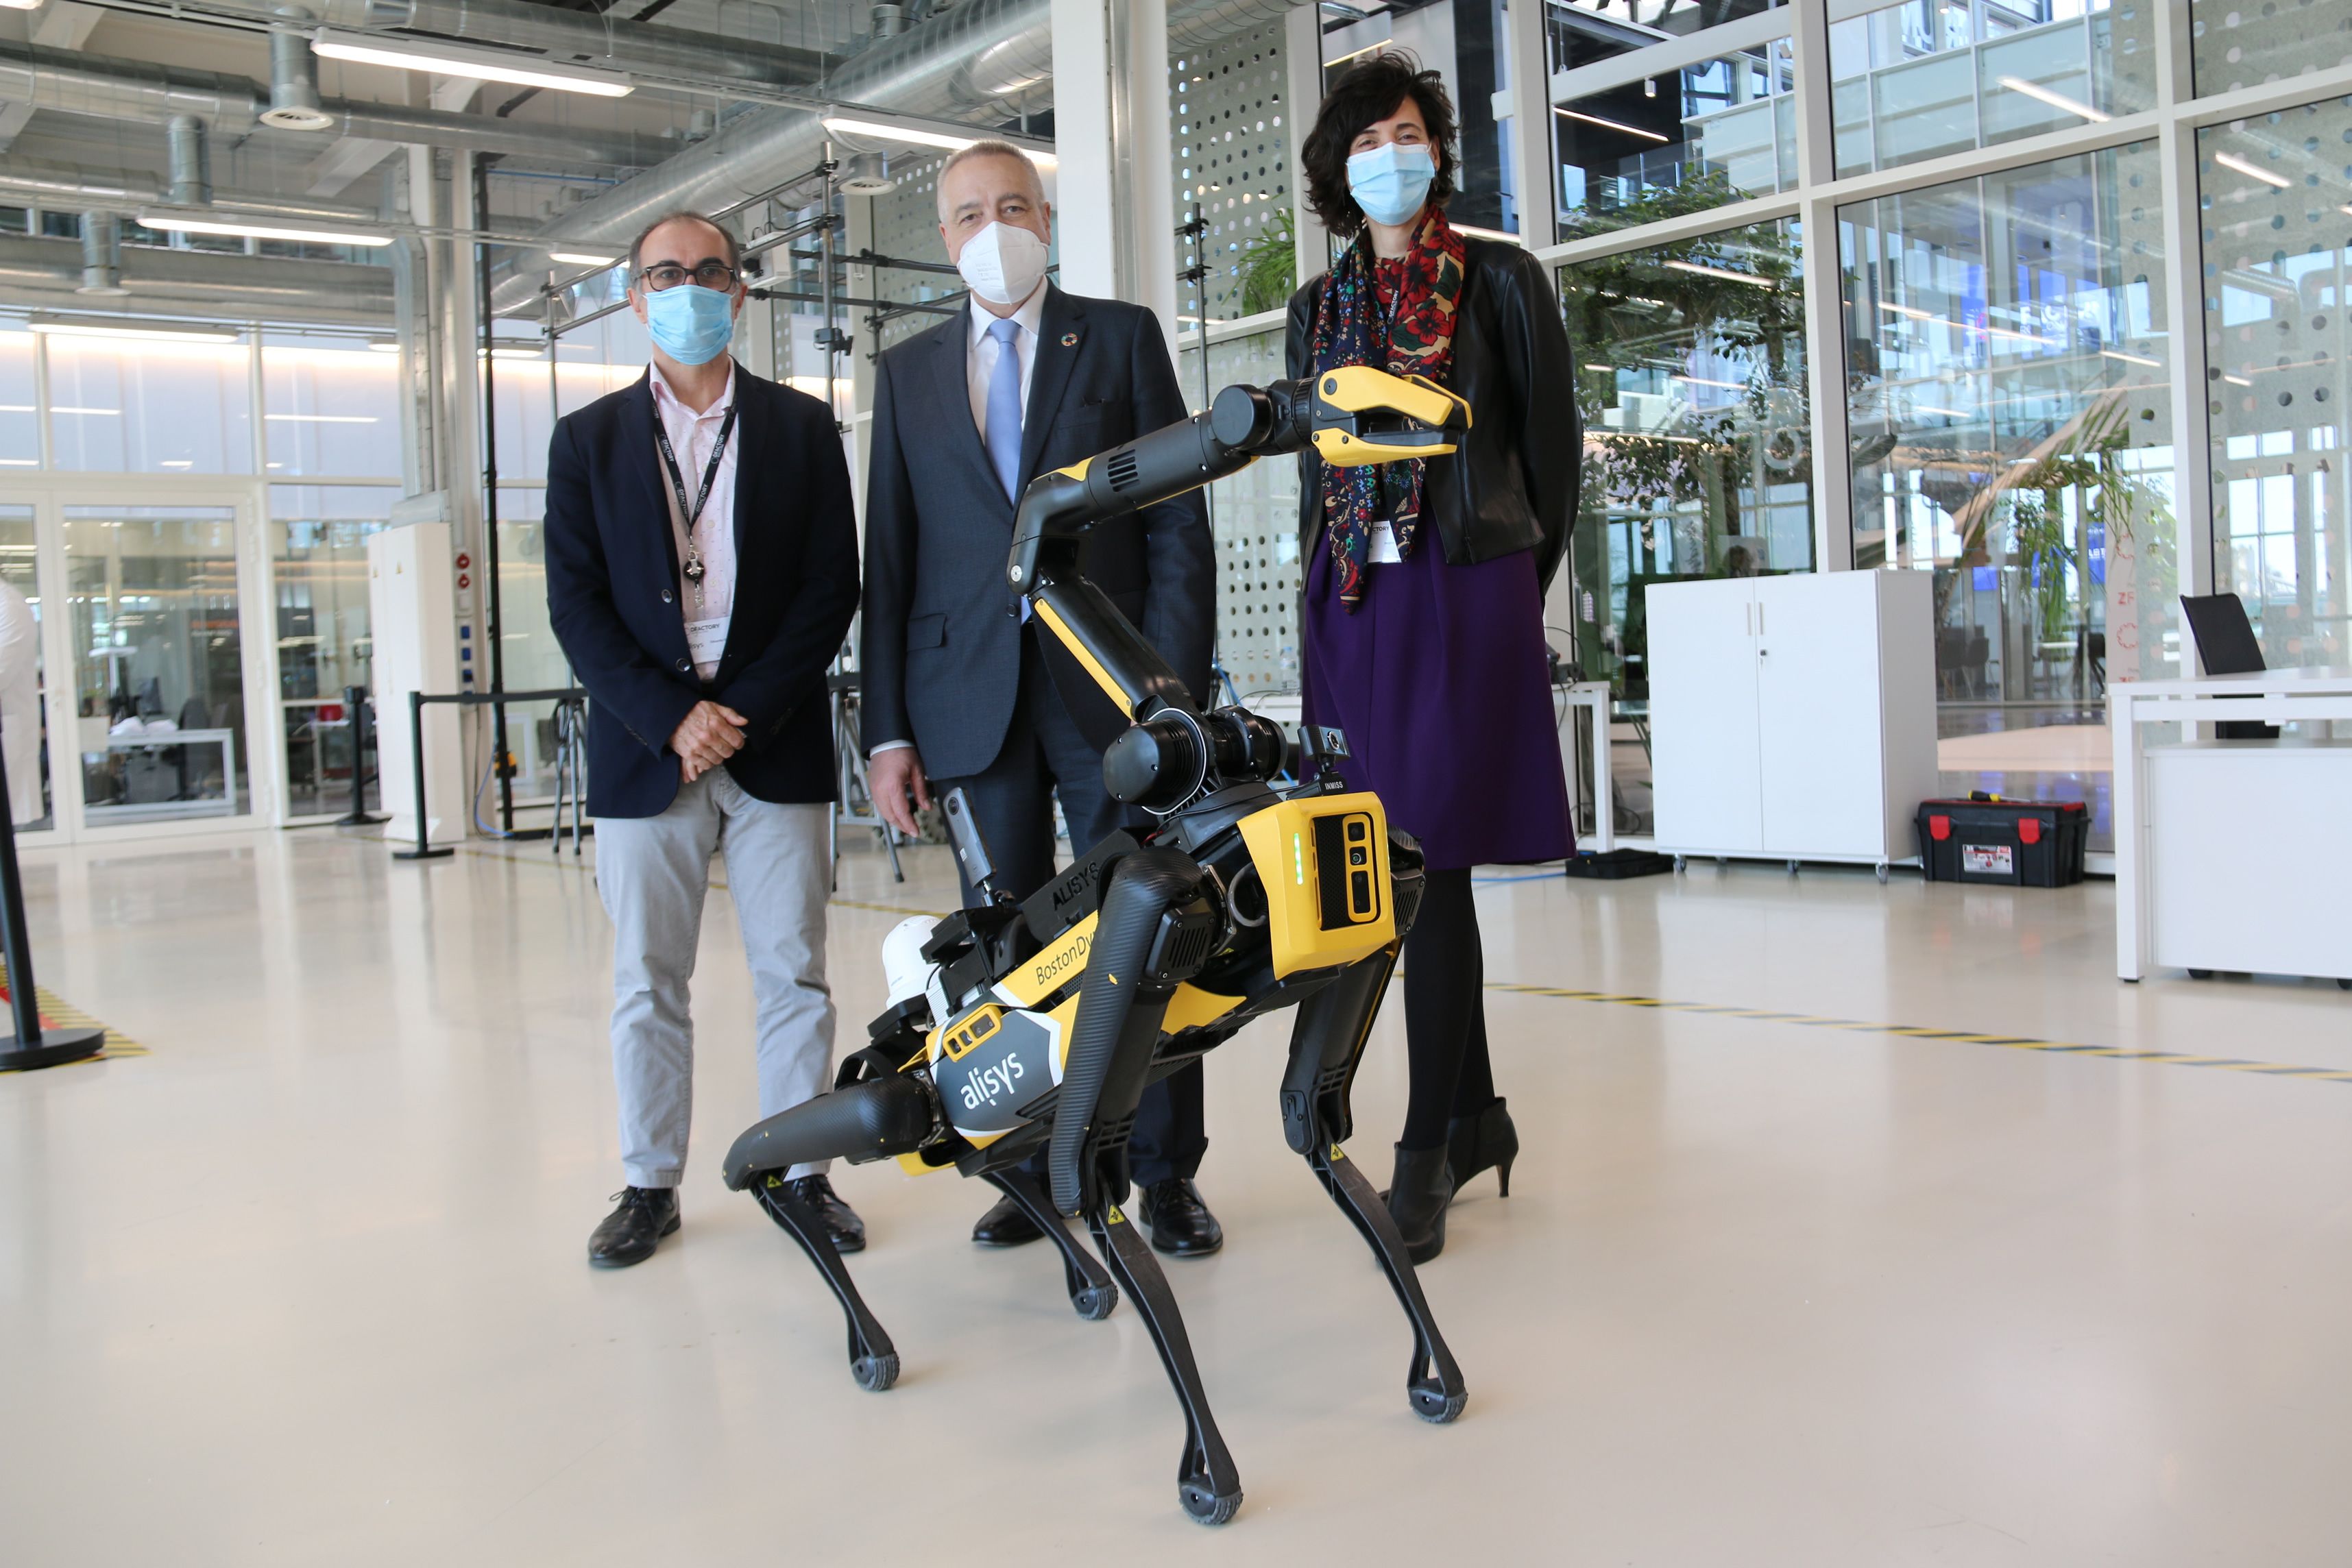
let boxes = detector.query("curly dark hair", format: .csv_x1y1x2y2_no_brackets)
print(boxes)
1298,53,1459,238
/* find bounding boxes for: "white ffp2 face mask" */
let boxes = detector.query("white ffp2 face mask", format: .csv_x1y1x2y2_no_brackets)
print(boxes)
956,221,1050,306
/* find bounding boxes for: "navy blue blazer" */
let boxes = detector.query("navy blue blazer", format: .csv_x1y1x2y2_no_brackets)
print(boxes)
860,286,1214,779
544,364,858,818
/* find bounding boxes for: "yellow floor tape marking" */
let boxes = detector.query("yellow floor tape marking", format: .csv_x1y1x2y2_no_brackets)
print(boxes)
1483,979,2350,1089
0,960,147,1070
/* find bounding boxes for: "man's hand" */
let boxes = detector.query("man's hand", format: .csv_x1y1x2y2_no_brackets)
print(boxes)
868,746,931,837
671,700,748,782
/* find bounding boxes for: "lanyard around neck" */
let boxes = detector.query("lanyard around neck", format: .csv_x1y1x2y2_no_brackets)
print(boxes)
653,402,738,549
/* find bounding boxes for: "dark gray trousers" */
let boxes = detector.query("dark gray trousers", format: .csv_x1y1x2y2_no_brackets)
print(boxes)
932,628,1208,1186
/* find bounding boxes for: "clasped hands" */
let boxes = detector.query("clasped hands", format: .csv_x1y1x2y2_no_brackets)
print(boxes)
672,700,748,782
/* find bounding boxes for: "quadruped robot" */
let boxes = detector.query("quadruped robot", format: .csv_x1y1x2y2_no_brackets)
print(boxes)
720,365,1475,1526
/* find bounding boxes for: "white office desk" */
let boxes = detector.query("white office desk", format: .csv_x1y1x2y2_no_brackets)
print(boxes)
2109,667,2352,983
93,727,240,820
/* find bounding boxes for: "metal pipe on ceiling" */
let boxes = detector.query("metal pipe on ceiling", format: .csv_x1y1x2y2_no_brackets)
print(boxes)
0,42,675,169
0,155,380,223
154,0,835,90
0,232,393,325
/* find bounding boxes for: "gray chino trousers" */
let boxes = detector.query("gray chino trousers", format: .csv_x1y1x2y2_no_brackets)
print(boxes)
596,768,835,1188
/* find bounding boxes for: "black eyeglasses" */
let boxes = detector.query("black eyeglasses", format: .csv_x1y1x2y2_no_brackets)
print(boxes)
636,261,739,292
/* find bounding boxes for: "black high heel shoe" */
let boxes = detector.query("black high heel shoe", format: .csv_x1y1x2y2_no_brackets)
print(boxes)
1445,1097,1518,1199
1383,1144,1453,1264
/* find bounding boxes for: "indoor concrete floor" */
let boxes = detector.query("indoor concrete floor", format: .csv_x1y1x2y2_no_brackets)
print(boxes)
4,827,2349,1565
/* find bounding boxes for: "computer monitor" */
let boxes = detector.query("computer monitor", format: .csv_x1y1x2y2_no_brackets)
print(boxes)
2179,592,2277,739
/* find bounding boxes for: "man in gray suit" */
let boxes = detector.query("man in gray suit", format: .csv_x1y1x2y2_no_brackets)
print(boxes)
862,140,1224,1257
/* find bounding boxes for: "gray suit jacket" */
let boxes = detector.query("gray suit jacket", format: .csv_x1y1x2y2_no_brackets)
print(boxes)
860,285,1215,778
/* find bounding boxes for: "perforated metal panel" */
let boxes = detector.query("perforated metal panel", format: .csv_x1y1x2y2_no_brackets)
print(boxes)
1171,22,1295,323
863,151,962,354
1181,325,1303,702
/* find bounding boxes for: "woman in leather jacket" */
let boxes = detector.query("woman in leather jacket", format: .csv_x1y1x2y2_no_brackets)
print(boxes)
1286,53,1581,1264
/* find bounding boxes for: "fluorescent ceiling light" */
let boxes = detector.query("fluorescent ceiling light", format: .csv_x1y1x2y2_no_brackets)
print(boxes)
1323,40,1394,69
312,29,632,97
1451,223,1524,245
28,317,239,344
2222,373,2252,387
1664,259,1771,286
2102,349,2162,368
1555,107,1670,144
2212,150,2291,189
1915,406,1973,419
550,252,617,267
51,405,124,415
481,345,545,360
136,208,392,247
265,413,379,423
820,113,1056,167
1994,76,2108,124
367,340,402,354
1672,375,1745,389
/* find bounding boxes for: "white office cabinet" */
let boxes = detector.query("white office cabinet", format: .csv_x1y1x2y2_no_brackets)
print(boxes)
1649,571,1937,868
368,519,466,848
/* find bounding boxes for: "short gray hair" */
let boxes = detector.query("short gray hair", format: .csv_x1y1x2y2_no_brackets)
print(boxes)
935,140,1045,217
627,210,741,279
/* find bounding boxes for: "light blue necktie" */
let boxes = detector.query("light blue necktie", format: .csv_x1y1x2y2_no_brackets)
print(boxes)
984,315,1023,503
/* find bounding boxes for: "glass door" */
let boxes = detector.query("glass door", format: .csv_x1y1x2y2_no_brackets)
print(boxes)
63,502,254,828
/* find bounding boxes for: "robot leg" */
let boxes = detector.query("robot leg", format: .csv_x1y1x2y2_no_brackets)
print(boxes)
1281,946,1469,1424
979,1166,1119,1321
750,1173,900,1392
1086,1193,1243,1526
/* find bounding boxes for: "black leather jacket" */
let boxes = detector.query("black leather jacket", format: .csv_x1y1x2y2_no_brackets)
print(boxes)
1285,234,1581,591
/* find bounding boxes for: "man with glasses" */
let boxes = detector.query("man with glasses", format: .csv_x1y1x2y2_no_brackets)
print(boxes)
545,210,864,1269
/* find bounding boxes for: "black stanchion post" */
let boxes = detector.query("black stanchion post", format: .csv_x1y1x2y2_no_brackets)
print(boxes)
334,684,387,828
393,689,453,861
0,728,103,1070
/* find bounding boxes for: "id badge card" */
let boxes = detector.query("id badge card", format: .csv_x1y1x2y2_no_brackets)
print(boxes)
686,616,730,667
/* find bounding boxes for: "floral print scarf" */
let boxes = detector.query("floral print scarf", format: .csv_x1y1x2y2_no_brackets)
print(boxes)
1309,206,1467,610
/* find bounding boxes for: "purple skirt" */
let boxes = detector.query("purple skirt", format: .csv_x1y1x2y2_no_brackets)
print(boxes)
1300,528,1575,870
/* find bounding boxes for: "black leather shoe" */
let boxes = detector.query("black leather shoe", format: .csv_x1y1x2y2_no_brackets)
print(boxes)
588,1186,679,1269
784,1174,866,1253
971,1193,1044,1247
1137,1178,1224,1258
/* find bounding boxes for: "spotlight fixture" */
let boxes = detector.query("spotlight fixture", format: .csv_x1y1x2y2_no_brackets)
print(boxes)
135,208,393,247
311,29,633,97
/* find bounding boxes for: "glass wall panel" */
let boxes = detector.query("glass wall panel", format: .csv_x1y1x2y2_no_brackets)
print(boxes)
2189,0,2352,99
1841,140,2175,850
555,304,651,422
262,334,402,478
0,314,35,469
1555,38,1799,240
485,334,556,485
485,486,575,812
45,332,255,475
272,486,396,818
1830,0,2157,177
0,505,49,830
2198,101,2352,670
1559,216,1813,718
65,504,250,823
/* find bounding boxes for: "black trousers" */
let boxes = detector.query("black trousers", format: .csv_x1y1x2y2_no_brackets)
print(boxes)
932,628,1209,1186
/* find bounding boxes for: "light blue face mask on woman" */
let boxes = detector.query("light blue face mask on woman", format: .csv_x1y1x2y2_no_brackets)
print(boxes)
644,282,737,365
1346,142,1437,228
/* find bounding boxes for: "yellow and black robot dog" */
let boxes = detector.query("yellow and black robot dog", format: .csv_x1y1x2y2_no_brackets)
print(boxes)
720,365,1472,1526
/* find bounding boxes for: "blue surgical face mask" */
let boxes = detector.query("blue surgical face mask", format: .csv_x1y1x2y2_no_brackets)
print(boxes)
1346,141,1437,229
643,282,736,366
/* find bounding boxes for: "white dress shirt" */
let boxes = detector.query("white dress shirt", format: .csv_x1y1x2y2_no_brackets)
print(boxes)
965,284,1046,448
649,358,739,681
873,284,1050,760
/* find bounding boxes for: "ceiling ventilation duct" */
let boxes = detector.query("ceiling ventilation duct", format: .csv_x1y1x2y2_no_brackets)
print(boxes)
838,151,895,195
77,212,132,296
261,15,335,131
166,114,213,208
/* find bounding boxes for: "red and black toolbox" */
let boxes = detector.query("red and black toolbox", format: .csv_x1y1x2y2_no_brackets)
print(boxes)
1915,794,2089,887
